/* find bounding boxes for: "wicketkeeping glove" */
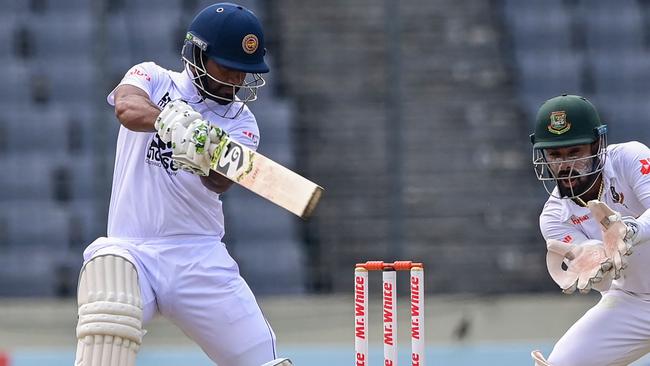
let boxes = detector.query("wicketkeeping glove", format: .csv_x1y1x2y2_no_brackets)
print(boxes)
546,239,614,294
587,200,633,279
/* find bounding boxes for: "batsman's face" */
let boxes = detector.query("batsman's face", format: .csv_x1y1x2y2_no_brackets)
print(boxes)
204,60,245,103
543,144,594,191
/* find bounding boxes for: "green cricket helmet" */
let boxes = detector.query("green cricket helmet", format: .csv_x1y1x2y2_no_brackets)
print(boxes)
530,94,608,198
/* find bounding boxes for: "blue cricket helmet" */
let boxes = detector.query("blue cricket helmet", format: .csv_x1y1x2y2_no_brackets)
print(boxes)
185,3,269,73
181,3,268,116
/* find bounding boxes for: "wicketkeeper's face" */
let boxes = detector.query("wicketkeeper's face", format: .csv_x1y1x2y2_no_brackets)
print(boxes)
543,143,595,192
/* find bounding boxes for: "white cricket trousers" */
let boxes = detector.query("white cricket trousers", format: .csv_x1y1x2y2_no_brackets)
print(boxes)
82,236,277,366
548,289,650,366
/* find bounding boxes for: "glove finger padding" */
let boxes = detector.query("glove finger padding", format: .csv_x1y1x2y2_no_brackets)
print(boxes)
155,100,202,144
546,239,613,294
587,200,632,279
171,120,225,176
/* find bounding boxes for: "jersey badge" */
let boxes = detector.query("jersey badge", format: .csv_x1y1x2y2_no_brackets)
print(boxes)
609,185,628,208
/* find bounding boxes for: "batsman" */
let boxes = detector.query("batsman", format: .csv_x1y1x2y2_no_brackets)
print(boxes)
74,3,291,366
530,94,650,365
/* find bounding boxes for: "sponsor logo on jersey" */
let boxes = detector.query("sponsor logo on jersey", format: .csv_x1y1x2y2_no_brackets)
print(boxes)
128,67,151,81
158,92,172,108
548,111,571,135
640,158,650,175
569,214,589,225
561,235,573,243
145,134,178,175
242,34,259,54
242,130,259,145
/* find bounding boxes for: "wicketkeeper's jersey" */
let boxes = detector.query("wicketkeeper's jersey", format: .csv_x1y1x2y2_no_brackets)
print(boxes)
540,141,650,293
105,62,260,241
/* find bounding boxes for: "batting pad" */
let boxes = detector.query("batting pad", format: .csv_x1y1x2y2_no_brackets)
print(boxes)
75,254,144,366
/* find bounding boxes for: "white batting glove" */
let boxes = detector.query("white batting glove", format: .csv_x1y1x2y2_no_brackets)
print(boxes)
171,119,227,176
154,100,203,144
546,239,615,294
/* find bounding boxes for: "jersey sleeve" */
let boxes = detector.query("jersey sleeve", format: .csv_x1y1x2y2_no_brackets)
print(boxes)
619,141,650,209
106,62,164,106
539,203,589,244
227,114,260,152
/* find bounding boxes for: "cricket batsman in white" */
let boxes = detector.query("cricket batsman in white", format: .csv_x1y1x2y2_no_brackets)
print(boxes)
74,3,291,366
530,94,650,365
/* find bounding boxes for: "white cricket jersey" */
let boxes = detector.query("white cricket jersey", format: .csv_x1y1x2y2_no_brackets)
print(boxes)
540,141,650,293
106,62,261,241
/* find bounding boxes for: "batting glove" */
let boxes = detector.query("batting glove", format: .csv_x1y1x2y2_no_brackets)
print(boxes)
171,119,227,176
155,100,202,144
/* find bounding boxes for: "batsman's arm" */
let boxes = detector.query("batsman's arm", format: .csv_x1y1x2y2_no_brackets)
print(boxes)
114,90,234,193
113,85,160,132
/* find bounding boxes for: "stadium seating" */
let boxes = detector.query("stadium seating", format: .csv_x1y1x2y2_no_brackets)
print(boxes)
0,0,303,296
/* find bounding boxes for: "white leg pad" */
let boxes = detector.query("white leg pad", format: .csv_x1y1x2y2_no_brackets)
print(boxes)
531,350,551,366
261,358,293,366
75,254,144,366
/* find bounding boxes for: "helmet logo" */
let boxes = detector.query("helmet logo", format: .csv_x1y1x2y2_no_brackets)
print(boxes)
242,34,259,54
548,111,571,135
186,32,208,51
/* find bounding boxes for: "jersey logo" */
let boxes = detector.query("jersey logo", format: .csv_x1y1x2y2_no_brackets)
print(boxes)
145,134,178,175
561,235,573,243
128,67,151,82
610,185,629,209
242,130,259,145
158,92,172,108
640,158,650,175
569,214,589,225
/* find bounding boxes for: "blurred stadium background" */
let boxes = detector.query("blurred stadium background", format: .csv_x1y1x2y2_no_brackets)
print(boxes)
3,0,650,364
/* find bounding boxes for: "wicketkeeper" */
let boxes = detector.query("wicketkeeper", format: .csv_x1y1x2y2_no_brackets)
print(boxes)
530,94,650,365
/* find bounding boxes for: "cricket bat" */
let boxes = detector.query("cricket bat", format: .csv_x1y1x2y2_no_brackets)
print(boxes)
209,135,323,219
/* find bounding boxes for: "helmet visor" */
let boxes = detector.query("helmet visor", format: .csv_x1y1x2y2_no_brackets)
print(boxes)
182,41,265,117
532,136,607,199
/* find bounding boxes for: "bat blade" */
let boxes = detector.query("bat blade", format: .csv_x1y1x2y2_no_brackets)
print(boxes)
210,138,323,218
